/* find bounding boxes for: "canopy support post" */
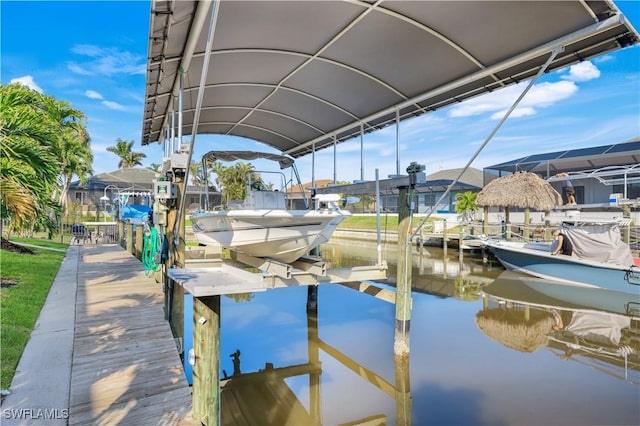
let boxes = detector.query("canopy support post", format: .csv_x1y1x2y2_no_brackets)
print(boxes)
394,184,412,357
395,108,400,176
333,135,337,184
360,123,364,182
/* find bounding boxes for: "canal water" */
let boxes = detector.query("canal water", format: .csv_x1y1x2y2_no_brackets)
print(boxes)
218,239,640,425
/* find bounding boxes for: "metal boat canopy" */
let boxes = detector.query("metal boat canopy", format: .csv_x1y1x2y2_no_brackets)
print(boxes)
201,150,295,169
142,1,638,158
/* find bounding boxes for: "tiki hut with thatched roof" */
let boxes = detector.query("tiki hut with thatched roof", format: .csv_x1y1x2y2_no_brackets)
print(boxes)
476,172,562,240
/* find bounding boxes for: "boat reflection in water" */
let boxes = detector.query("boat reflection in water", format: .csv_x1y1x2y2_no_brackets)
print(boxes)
480,271,640,384
217,240,640,425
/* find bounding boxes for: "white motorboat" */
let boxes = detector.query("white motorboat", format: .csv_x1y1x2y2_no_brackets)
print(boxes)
190,151,351,263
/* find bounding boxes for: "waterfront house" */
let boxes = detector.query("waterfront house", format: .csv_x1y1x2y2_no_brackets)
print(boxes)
68,168,218,220
484,137,640,209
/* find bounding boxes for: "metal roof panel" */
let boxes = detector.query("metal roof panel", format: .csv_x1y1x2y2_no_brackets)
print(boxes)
142,0,639,159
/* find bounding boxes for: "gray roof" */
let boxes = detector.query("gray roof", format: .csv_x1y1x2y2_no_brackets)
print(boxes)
425,168,484,189
485,137,640,176
141,1,638,158
70,168,158,190
314,167,483,195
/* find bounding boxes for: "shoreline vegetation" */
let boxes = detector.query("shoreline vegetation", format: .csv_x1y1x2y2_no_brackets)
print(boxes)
0,238,68,389
338,215,438,230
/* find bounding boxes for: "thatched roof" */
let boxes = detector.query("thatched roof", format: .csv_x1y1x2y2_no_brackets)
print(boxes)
476,172,562,210
476,308,554,353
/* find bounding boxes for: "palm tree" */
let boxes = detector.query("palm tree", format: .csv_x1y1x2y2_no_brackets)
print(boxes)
0,83,59,236
213,161,262,204
40,95,93,208
454,191,478,223
189,161,209,187
107,138,146,168
147,163,162,173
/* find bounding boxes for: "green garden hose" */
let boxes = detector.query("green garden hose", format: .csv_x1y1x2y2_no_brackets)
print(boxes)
142,226,161,276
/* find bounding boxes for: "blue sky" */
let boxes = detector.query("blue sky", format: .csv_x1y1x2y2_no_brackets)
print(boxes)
2,1,639,185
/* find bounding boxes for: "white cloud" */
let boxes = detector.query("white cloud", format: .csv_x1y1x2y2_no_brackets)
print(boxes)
85,90,104,100
71,44,103,57
490,106,536,120
10,75,43,92
102,100,126,111
449,80,578,119
561,61,601,82
520,80,578,108
67,63,92,76
68,44,146,76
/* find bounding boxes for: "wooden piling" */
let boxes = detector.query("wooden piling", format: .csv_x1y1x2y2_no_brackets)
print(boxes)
394,186,412,356
125,222,133,254
442,222,448,258
307,310,321,424
458,225,464,263
623,203,631,243
524,207,531,242
165,175,186,323
192,295,221,425
118,221,124,247
545,210,551,241
394,354,411,426
505,207,511,240
135,225,143,260
483,206,489,235
307,285,318,312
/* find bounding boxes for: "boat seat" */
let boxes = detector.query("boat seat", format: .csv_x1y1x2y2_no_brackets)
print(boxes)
227,200,244,210
245,190,286,209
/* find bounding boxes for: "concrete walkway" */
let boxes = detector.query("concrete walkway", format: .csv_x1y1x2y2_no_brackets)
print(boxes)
1,245,195,425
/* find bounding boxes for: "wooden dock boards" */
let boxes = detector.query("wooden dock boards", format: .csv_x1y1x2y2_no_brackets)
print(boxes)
69,245,196,425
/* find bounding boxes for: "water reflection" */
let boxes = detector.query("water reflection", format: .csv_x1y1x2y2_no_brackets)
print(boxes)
217,241,640,425
481,271,640,384
321,239,503,300
220,297,410,425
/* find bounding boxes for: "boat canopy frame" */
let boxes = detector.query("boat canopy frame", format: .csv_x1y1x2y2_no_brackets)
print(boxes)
201,150,309,210
142,0,639,159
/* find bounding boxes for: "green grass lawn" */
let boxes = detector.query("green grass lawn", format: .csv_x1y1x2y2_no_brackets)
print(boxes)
1,239,67,389
339,214,439,230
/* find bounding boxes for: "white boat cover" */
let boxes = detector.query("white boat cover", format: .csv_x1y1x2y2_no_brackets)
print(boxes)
563,311,630,346
562,223,634,266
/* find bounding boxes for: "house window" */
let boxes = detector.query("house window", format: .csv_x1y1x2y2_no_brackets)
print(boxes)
74,192,83,204
613,183,640,200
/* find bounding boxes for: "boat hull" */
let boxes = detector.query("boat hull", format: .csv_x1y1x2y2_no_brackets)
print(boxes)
484,271,640,316
191,209,350,263
484,240,640,295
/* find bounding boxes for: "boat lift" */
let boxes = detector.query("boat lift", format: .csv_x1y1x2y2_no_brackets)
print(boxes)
167,254,388,297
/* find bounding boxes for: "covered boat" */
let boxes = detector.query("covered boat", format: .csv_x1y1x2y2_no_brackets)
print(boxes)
482,219,640,295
